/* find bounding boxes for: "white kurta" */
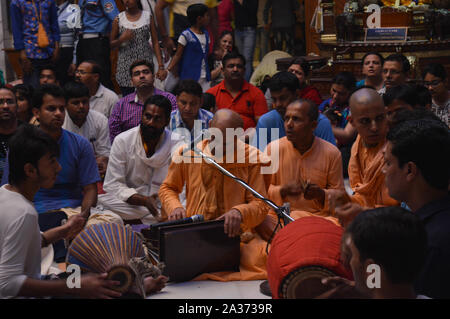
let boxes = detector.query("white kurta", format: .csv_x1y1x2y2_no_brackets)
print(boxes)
98,127,184,224
63,110,111,157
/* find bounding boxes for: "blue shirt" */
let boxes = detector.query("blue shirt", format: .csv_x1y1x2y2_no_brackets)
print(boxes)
169,108,214,142
79,0,119,34
1,129,100,213
10,0,60,59
58,2,80,46
252,109,336,150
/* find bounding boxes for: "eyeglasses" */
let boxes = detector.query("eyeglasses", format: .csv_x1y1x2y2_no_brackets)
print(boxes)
0,98,15,105
75,70,93,75
423,80,442,87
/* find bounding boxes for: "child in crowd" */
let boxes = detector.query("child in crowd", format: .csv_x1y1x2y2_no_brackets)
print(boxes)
166,4,211,92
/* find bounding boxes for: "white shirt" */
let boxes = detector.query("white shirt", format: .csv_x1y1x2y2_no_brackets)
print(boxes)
103,127,183,202
89,84,119,118
63,110,111,157
0,186,41,298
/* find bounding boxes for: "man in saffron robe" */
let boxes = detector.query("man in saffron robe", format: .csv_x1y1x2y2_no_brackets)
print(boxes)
159,109,271,281
334,88,398,227
256,99,345,241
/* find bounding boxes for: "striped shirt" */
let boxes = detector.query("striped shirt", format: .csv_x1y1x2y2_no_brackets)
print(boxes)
169,108,213,142
108,90,177,143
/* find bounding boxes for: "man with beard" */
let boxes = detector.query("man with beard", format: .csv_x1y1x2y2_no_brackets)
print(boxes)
62,82,111,177
0,87,21,181
109,60,177,143
98,95,183,224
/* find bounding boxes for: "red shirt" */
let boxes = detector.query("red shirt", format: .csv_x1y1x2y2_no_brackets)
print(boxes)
298,85,323,106
207,80,268,130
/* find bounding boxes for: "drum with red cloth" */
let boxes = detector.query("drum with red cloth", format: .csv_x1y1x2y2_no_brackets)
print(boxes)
267,216,353,299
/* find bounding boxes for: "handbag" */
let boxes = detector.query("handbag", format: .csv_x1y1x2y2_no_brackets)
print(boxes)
33,0,50,48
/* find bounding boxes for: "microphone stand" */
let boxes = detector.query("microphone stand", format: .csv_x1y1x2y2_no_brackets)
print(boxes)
189,145,294,225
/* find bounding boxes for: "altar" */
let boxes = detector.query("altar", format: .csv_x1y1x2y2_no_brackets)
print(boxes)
299,0,450,96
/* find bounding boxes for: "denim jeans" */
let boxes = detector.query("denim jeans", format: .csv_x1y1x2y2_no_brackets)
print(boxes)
234,27,256,81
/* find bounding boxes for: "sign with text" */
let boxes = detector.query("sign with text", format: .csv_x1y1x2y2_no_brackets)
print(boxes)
364,27,408,43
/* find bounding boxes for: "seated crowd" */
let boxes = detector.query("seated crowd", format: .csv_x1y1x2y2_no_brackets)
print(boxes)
0,3,449,300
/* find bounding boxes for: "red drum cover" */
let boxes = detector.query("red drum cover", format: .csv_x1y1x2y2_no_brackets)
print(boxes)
267,216,352,299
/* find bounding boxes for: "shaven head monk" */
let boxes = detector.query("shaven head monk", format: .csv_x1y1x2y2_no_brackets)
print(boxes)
159,109,271,281
334,88,398,227
209,108,245,156
256,100,345,241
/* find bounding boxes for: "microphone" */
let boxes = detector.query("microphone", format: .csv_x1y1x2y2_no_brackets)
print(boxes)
149,214,204,229
182,130,210,155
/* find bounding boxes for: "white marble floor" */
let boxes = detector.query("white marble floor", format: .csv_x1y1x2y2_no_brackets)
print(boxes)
149,280,271,299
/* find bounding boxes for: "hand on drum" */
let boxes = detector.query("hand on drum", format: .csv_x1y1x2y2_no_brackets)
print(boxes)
316,276,364,299
168,207,187,221
217,209,242,238
78,273,122,299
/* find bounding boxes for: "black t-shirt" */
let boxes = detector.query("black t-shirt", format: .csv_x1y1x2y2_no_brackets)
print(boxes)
233,0,258,29
0,133,13,182
0,121,23,181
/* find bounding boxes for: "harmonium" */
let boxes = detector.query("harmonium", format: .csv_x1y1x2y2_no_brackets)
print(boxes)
141,220,240,282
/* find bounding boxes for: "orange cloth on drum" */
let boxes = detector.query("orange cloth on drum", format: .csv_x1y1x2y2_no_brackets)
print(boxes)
347,135,398,208
265,137,345,225
159,139,271,281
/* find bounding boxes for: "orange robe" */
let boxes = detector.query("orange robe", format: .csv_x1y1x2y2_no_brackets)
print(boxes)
265,137,345,224
159,139,271,281
348,135,398,207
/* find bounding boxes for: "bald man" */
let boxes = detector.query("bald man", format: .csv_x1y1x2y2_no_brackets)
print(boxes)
159,109,271,281
256,100,345,241
334,88,398,227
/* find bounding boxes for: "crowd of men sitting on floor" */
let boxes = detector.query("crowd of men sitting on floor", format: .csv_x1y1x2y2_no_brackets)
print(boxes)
0,36,449,298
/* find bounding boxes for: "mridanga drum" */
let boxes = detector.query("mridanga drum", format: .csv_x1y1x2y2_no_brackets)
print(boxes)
66,223,163,298
267,216,352,299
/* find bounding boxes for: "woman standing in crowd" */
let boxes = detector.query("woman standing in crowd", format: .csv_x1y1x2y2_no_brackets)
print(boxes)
356,52,384,92
209,30,235,87
55,0,81,86
422,63,449,127
110,0,166,96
